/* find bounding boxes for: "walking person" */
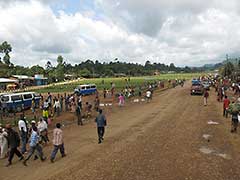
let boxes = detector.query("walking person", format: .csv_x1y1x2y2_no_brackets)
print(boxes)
5,124,24,167
95,109,107,144
50,123,66,163
94,96,100,112
31,98,37,120
118,94,125,107
53,98,61,116
18,114,28,154
38,118,49,144
203,90,209,106
146,90,152,102
223,95,230,118
231,110,239,133
76,104,83,126
0,127,8,159
23,126,46,166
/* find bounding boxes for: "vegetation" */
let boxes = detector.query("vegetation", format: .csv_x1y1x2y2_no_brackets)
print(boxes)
0,41,205,84
34,73,202,94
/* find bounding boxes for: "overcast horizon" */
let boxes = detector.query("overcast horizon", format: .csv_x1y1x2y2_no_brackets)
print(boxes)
1,0,240,67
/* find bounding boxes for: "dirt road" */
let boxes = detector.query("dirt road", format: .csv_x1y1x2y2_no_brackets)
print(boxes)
1,82,240,180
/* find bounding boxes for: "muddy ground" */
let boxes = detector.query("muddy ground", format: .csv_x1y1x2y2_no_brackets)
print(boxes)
1,82,240,180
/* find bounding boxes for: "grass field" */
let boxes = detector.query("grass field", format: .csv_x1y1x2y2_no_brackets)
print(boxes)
34,73,202,94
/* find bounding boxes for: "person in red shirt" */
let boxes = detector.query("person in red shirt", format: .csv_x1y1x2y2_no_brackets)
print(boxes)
223,95,230,118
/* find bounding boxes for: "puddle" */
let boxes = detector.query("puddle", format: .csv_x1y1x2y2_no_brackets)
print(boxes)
199,147,214,154
203,134,211,140
216,153,231,160
141,99,145,102
207,121,219,125
199,147,231,160
99,103,105,107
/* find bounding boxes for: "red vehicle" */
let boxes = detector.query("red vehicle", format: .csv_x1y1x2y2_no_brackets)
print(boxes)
191,80,204,95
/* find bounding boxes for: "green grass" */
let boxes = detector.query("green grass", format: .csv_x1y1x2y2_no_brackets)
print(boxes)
33,73,202,94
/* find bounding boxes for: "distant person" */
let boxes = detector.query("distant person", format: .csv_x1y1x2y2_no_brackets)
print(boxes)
60,95,63,112
0,127,8,159
231,110,239,133
50,123,66,163
77,94,82,109
103,88,107,99
23,126,46,166
47,92,52,107
85,102,92,118
76,104,83,126
18,114,28,154
94,96,100,112
31,98,37,120
146,90,152,102
118,94,125,106
5,124,24,167
223,96,230,118
95,109,107,144
203,90,209,106
53,98,61,116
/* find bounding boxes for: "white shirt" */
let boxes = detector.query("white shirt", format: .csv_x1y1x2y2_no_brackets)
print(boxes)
146,91,151,98
54,100,60,108
18,120,27,132
43,101,49,108
37,121,48,132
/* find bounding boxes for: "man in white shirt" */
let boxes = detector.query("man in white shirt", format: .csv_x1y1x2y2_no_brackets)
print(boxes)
54,99,61,116
146,90,152,102
37,118,49,144
18,114,28,154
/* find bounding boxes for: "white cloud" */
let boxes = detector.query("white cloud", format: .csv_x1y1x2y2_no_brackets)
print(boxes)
1,0,240,67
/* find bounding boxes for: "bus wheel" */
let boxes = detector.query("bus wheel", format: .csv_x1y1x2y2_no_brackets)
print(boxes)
16,106,22,112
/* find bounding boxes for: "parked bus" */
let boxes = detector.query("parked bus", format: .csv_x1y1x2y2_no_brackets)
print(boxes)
0,92,41,112
74,84,97,95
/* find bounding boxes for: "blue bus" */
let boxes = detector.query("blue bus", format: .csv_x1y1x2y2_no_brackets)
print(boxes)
0,92,41,112
74,84,97,96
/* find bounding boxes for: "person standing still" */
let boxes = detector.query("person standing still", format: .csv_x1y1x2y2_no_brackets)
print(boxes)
203,90,209,106
5,124,24,167
95,109,107,144
18,114,28,154
223,95,230,118
50,123,66,163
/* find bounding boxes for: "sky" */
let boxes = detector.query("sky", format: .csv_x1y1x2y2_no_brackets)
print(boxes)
1,0,240,67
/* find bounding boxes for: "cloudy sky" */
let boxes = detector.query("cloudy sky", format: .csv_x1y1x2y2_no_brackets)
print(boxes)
0,0,240,67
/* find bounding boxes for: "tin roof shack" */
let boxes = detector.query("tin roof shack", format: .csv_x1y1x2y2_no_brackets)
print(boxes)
12,75,34,88
34,74,48,86
0,78,18,91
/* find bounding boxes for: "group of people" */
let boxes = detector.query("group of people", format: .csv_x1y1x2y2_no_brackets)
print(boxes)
0,114,66,167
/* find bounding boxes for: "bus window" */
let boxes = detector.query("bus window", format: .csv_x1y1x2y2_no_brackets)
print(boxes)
86,86,91,89
11,95,22,101
81,86,86,90
91,86,96,89
23,94,32,99
1,96,9,102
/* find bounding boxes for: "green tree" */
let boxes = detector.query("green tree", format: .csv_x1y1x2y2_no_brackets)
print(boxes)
0,41,12,65
55,55,65,81
222,62,235,77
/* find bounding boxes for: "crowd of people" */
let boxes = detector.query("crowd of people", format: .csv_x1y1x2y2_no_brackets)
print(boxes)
0,79,180,167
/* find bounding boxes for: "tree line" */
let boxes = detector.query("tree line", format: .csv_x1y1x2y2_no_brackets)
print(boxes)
0,41,204,83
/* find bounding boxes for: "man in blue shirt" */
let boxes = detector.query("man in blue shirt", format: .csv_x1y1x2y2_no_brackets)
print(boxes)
95,109,107,144
23,126,46,166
